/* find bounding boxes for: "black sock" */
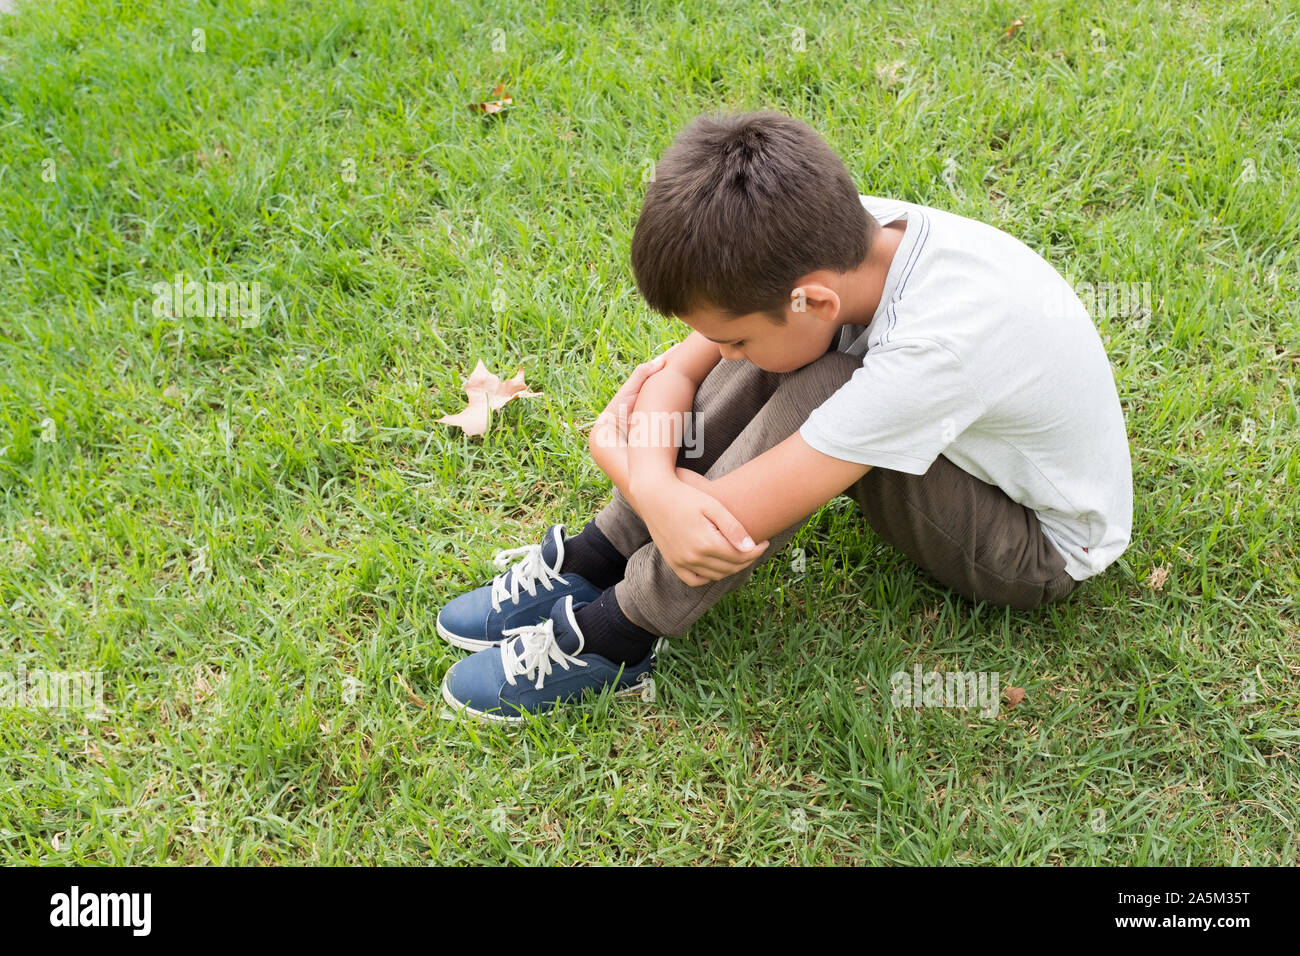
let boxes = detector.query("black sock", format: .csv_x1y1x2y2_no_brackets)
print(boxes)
574,587,657,665
560,520,627,590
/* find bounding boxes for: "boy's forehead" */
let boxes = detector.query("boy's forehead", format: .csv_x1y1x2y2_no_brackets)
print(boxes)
681,307,761,341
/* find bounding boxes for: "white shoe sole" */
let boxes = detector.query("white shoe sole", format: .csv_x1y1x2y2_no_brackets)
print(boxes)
440,675,656,724
436,610,503,652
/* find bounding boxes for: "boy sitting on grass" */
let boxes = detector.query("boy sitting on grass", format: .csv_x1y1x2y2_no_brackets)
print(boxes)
436,110,1133,722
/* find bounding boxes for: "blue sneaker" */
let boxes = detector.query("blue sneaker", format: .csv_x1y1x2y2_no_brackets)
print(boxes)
441,594,656,722
436,524,604,651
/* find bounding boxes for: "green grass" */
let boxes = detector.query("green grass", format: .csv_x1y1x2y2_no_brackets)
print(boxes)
0,0,1297,864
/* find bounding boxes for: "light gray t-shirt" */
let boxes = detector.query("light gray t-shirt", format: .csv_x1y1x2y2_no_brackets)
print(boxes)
799,194,1133,580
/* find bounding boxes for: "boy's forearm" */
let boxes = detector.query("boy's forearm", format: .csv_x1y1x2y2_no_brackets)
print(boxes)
675,431,874,542
624,368,698,494
589,416,645,512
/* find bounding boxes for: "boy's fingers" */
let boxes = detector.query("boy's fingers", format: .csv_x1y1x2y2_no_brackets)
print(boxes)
673,548,736,584
679,535,769,577
672,564,709,587
610,355,663,393
700,499,760,554
610,356,665,409
696,561,743,581
698,541,769,577
633,355,666,381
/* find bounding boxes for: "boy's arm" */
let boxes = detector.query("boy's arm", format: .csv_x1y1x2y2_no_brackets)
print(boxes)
674,430,873,549
623,330,723,490
586,331,720,503
590,332,769,587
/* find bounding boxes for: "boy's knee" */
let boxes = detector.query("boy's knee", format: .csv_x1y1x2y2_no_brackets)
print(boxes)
794,349,860,381
777,349,861,403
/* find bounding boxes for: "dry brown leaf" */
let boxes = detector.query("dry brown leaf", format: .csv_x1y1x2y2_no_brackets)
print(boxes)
1148,564,1170,591
437,359,541,436
469,83,513,115
1005,686,1026,709
1003,18,1025,39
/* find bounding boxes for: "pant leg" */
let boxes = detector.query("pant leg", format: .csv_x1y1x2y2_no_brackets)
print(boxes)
592,357,784,557
845,454,1082,610
612,351,863,635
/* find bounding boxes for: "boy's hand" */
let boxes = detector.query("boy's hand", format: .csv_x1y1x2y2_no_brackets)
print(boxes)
633,478,770,586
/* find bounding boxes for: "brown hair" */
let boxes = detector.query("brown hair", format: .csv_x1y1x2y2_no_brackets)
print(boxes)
630,110,876,323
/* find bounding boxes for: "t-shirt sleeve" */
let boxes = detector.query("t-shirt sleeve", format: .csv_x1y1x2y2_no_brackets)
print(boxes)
798,338,986,474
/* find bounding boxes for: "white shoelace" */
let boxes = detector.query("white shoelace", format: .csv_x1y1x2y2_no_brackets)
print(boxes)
489,540,566,613
499,617,588,689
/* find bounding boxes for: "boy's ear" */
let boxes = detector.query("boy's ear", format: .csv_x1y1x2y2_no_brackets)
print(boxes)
790,284,841,322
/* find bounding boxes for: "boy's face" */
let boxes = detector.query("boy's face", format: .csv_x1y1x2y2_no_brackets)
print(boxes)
679,293,841,373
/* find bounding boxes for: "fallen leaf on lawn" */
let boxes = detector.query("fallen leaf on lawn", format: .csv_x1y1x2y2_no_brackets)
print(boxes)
437,359,541,436
1005,686,1026,709
469,82,513,115
1003,18,1025,39
1148,564,1170,591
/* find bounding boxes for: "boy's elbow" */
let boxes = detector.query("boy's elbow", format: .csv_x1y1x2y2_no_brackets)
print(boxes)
587,426,612,468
